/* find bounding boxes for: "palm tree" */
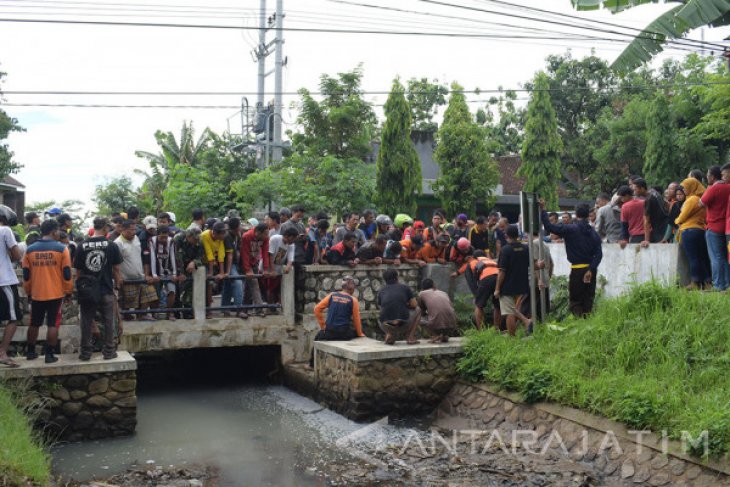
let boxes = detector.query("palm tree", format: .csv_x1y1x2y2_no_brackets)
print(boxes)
135,121,212,213
571,0,730,72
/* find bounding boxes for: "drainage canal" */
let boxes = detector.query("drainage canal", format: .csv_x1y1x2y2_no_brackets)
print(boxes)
50,346,358,486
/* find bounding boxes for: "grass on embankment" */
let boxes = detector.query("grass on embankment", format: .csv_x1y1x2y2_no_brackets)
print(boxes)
458,281,730,459
0,383,50,485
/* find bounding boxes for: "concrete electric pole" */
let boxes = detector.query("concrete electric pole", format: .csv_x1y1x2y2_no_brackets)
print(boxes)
251,0,285,167
272,0,284,164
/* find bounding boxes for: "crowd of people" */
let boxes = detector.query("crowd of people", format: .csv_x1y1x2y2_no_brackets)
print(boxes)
0,162,728,366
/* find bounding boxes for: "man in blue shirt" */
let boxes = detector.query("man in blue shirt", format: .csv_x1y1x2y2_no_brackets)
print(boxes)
540,201,603,317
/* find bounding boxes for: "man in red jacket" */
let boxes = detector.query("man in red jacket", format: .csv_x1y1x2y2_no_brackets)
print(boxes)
240,222,271,316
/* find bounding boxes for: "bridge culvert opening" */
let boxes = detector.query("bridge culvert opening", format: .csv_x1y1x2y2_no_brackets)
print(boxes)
134,345,282,391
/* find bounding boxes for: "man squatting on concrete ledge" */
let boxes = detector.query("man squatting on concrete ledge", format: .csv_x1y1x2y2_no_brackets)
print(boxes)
309,275,365,366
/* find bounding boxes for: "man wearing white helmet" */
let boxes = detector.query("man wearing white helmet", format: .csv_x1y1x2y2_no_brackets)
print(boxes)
0,205,21,367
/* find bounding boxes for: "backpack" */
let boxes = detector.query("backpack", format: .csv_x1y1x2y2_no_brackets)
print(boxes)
76,274,101,305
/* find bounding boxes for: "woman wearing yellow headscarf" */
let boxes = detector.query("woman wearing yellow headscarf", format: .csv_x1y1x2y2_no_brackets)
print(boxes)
675,177,712,289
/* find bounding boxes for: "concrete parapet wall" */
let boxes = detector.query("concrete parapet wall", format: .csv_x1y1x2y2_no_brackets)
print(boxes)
120,314,311,364
0,352,137,441
438,381,729,486
548,243,683,297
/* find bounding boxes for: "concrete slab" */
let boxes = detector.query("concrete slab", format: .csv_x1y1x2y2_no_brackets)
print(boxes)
314,336,463,362
11,324,79,343
0,351,136,379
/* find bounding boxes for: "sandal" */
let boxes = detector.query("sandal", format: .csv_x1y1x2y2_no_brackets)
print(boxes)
0,357,20,368
406,339,420,345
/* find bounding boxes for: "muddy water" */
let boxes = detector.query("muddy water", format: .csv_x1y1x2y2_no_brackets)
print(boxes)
51,385,364,486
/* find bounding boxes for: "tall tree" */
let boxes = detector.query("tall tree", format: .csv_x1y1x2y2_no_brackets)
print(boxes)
236,67,377,215
0,71,23,178
571,0,730,73
528,52,616,195
643,92,678,185
519,72,563,210
432,83,499,215
375,78,421,216
588,98,650,193
292,65,376,160
406,77,448,133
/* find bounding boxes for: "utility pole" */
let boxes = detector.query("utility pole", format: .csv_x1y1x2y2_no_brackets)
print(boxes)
250,0,285,167
257,0,267,112
272,0,284,163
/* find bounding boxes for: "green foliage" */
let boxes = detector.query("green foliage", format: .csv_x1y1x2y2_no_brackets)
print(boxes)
519,72,563,210
571,1,730,73
459,281,730,458
0,384,50,484
692,70,730,162
375,78,421,216
135,123,253,221
520,367,554,404
93,175,139,215
526,53,615,196
406,77,448,133
291,65,376,161
0,71,23,178
233,154,375,216
233,66,379,217
588,98,650,193
643,92,678,184
476,90,525,157
432,83,499,215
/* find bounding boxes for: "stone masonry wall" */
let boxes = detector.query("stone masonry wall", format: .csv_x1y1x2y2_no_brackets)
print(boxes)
438,382,730,487
297,264,422,316
11,370,137,442
315,350,459,422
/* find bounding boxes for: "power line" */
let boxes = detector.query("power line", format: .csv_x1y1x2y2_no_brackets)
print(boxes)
409,0,722,53
323,0,600,41
475,0,728,50
4,80,730,97
0,16,655,42
0,0,596,40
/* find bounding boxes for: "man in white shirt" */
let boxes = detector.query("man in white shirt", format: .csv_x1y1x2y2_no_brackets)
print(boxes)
116,220,158,320
0,206,21,367
266,227,297,305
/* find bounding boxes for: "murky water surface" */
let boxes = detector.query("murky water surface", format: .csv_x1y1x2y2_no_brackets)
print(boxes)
52,384,369,486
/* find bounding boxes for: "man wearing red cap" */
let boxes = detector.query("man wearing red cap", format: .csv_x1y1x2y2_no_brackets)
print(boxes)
405,220,425,241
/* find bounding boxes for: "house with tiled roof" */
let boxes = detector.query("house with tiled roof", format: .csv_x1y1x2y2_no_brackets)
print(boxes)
0,175,25,216
408,131,588,222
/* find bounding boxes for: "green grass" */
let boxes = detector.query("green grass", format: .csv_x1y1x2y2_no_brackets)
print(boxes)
458,281,730,458
0,383,50,485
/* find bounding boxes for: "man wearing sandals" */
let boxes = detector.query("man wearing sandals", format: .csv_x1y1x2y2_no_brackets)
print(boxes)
418,278,456,343
377,269,420,345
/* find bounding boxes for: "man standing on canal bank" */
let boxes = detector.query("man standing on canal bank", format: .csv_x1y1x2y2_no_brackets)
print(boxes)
75,217,123,361
22,219,74,363
540,200,603,317
309,275,365,367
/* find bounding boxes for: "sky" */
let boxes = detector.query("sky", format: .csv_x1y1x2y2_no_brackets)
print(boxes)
0,0,728,213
